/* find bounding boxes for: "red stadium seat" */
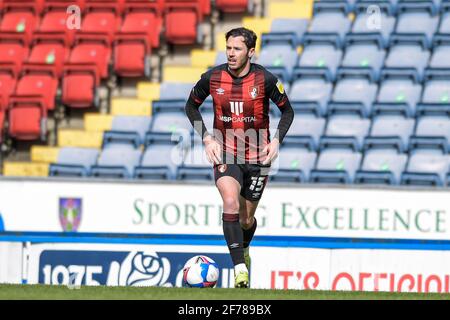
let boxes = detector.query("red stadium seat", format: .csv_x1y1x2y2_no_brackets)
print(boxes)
164,1,203,45
114,33,151,77
15,63,59,111
62,63,100,108
199,0,211,16
121,1,163,48
86,0,125,13
215,0,249,13
81,2,122,43
39,4,78,46
7,95,47,141
0,63,17,109
28,32,69,77
0,32,30,75
69,32,112,79
0,3,40,44
3,0,45,14
44,0,85,11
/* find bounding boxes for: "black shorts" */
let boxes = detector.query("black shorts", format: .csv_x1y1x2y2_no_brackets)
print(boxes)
214,163,271,201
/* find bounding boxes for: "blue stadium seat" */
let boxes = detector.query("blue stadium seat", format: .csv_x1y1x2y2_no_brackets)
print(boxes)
176,144,213,181
416,76,450,116
307,1,352,46
283,114,326,150
257,44,298,83
382,36,430,81
355,150,408,185
91,145,142,179
364,115,415,152
320,115,371,151
339,39,386,81
401,152,449,186
395,2,439,48
159,82,194,100
352,3,396,47
310,149,363,184
409,116,450,154
270,144,318,183
373,77,422,117
267,18,309,46
103,116,151,149
289,71,333,116
134,132,183,180
328,76,378,117
149,103,192,143
49,147,99,177
297,39,343,81
356,0,399,14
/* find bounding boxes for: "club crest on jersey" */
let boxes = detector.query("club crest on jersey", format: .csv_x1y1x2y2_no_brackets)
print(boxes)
216,88,225,95
248,86,260,99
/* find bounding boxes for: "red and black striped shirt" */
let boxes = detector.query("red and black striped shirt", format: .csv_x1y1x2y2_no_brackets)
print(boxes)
187,63,292,164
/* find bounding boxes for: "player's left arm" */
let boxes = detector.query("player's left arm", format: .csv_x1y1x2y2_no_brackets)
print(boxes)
262,73,295,165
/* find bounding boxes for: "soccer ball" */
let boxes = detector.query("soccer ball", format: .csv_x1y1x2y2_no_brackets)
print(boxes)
182,255,219,288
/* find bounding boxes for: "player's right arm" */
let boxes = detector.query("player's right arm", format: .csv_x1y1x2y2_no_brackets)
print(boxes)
185,70,222,164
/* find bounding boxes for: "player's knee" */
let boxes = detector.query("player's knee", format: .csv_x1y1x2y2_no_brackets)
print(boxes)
222,196,240,213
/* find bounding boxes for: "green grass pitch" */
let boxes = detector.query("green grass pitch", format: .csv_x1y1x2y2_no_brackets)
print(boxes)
1,284,450,300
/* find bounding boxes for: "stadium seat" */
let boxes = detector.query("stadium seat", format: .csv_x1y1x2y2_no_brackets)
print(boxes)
355,150,408,185
283,114,326,150
409,116,450,154
339,38,386,81
429,35,450,69
265,18,309,47
328,76,378,117
39,3,77,45
113,32,151,78
215,0,250,13
289,72,333,116
28,32,69,77
310,149,362,184
7,95,47,141
395,2,439,48
121,1,163,49
373,77,422,117
401,152,449,186
61,63,100,109
159,82,194,100
135,132,183,180
81,2,122,43
149,103,192,143
270,144,317,183
417,77,450,116
49,147,99,177
176,144,213,181
91,144,142,179
364,115,415,153
164,1,203,45
306,1,351,46
103,115,151,148
69,32,112,79
256,44,298,83
382,36,430,82
0,2,39,44
352,2,396,47
15,63,58,111
320,115,371,152
297,40,343,81
0,32,30,75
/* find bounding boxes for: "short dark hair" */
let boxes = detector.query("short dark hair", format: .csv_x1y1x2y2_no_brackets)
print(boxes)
225,27,257,50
